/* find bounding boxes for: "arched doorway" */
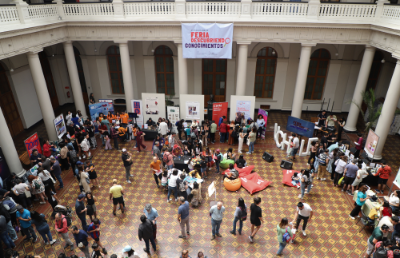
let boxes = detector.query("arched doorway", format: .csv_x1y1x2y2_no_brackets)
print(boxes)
0,63,24,137
39,51,59,109
74,47,89,105
202,59,227,106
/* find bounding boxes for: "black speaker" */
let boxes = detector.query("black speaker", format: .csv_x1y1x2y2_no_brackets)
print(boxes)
280,160,293,170
262,152,274,162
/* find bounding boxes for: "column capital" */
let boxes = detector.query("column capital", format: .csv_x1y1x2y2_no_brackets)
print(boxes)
301,43,317,47
236,41,251,45
28,48,43,55
365,45,376,51
63,40,73,45
174,40,183,45
114,40,128,44
392,53,400,61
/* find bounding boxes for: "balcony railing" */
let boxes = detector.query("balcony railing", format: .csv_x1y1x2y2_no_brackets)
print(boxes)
0,0,399,29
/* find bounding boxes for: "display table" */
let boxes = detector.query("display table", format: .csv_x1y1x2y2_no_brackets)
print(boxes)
142,129,158,141
353,190,382,217
174,155,191,172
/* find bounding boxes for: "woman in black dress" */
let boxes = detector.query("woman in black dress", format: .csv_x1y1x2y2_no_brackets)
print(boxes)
85,160,99,188
86,192,97,222
337,117,346,142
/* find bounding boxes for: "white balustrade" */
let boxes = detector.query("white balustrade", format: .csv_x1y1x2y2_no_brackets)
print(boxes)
186,2,241,16
27,4,58,20
63,3,114,16
319,4,376,18
382,5,400,20
124,2,175,16
0,6,19,24
252,2,308,17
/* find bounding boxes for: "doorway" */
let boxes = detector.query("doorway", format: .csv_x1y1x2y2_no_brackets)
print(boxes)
0,63,24,137
202,59,227,106
39,51,59,109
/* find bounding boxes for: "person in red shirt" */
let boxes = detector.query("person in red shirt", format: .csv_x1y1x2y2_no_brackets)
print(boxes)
136,128,147,152
42,139,53,158
354,133,363,158
374,162,392,194
219,121,228,143
55,213,74,250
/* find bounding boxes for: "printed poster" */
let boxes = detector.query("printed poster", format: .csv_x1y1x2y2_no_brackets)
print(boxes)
364,129,379,158
236,100,251,121
167,106,180,125
89,102,114,121
186,101,200,120
54,114,66,139
24,133,42,156
131,100,144,128
212,102,228,130
182,23,233,59
145,97,159,115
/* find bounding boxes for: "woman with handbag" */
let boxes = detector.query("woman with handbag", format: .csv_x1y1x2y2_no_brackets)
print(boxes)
27,175,46,205
38,167,56,193
86,192,97,222
79,168,91,193
230,197,247,236
276,218,293,256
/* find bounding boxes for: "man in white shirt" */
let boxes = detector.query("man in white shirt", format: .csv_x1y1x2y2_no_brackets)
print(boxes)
292,202,313,236
159,120,168,136
290,133,300,161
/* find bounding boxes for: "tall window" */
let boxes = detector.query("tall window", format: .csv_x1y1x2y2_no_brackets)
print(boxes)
202,59,227,106
304,49,330,100
254,47,277,98
154,45,174,95
74,47,88,104
366,51,384,91
39,51,59,109
107,46,124,94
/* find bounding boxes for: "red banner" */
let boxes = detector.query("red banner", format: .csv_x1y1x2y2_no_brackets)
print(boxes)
212,102,228,130
24,133,42,156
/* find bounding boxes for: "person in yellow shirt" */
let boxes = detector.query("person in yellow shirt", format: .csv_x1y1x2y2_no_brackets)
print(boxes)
189,168,202,179
107,111,115,123
109,179,125,216
150,156,162,188
118,126,128,141
120,111,129,125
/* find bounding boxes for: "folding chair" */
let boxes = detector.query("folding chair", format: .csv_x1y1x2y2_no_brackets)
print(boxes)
358,209,375,232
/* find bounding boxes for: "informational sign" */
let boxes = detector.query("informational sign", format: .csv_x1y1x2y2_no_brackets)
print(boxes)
258,109,268,127
393,167,400,189
286,116,315,138
98,99,113,103
0,147,10,180
89,102,114,121
145,97,159,115
208,181,216,197
24,133,42,156
186,101,200,120
364,129,379,158
54,114,66,139
131,100,144,128
167,106,180,125
212,102,228,130
236,100,251,121
182,23,233,59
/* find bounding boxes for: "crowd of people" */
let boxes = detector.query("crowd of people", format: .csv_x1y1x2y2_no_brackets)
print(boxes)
0,108,397,257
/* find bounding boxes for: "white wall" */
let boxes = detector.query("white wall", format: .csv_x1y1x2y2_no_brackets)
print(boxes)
10,65,43,128
142,93,166,122
179,94,204,120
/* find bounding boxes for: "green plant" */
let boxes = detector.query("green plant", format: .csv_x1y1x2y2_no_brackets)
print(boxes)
352,88,382,136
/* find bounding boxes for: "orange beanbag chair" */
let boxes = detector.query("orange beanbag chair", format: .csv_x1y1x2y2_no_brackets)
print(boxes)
224,178,241,192
221,164,254,177
282,170,300,187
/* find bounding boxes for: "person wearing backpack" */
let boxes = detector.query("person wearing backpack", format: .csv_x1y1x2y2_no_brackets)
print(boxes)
27,175,46,204
276,218,293,256
373,239,393,258
163,148,174,170
230,197,247,236
176,174,188,200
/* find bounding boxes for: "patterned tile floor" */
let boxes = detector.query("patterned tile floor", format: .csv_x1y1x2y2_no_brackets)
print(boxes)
10,109,400,258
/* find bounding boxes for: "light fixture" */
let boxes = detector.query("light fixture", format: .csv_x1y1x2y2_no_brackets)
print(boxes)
93,41,97,53
151,41,154,53
335,53,339,56
381,59,385,63
6,59,13,72
58,16,62,20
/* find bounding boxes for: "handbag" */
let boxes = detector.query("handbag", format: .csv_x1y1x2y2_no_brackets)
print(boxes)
281,226,291,243
25,190,31,198
246,138,250,146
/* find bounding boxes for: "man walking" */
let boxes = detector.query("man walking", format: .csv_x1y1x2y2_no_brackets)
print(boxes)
75,194,87,231
50,156,63,189
177,197,190,239
290,133,300,161
144,204,159,240
210,121,217,144
16,205,37,243
342,159,358,195
72,226,90,258
109,179,125,216
0,215,15,249
150,156,163,188
292,202,313,236
163,148,174,170
55,212,74,250
0,201,17,241
121,148,133,183
138,215,157,254
87,218,107,254
249,197,263,243
152,142,162,160
210,201,225,240
110,123,119,150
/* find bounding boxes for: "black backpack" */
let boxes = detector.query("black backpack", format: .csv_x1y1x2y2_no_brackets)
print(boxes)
231,130,237,139
375,246,388,258
69,150,78,165
239,207,247,221
64,216,72,227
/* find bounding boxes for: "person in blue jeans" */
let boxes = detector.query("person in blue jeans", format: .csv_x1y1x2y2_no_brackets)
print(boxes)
50,157,63,189
209,201,225,240
31,211,56,245
298,169,312,199
167,170,179,202
16,205,38,242
276,218,293,256
0,215,15,249
75,194,88,231
230,198,246,235
215,149,222,174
